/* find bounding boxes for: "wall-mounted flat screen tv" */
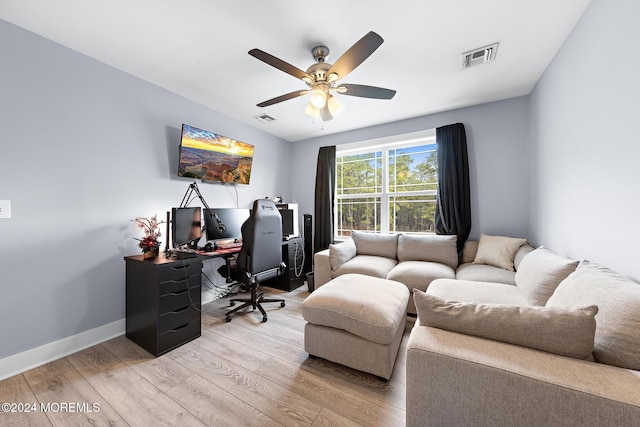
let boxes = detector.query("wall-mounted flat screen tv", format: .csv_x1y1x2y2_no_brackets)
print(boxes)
178,124,254,184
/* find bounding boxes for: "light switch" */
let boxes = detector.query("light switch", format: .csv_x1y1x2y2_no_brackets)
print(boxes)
0,200,11,219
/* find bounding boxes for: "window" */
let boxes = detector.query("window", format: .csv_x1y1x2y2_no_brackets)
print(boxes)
336,131,437,237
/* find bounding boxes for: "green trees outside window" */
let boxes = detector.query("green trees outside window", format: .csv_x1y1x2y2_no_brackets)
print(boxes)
336,142,437,237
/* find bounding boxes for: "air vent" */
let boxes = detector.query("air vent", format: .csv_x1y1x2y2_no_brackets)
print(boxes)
461,42,499,69
254,114,276,123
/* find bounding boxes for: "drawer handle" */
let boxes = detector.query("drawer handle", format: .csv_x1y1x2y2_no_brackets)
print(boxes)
171,306,189,314
169,289,188,296
171,323,189,331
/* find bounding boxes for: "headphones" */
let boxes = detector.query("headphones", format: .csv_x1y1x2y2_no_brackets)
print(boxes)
213,213,227,233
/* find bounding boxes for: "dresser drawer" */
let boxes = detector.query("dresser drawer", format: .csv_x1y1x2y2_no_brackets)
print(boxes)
157,319,200,355
157,261,202,283
159,286,201,314
158,304,200,334
158,273,201,296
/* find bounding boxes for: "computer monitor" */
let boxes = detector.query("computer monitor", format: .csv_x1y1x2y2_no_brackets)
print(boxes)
171,207,202,248
204,208,250,243
275,203,299,239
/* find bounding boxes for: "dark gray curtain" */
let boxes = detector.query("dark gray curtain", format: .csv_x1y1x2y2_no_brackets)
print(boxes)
435,123,471,258
314,145,336,254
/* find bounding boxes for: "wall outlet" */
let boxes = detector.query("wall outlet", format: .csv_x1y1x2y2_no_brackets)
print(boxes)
0,200,11,219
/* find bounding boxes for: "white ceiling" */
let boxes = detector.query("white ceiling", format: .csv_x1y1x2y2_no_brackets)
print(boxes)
1,0,591,142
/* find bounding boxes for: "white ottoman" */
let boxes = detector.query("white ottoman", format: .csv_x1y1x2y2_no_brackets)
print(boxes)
301,274,410,380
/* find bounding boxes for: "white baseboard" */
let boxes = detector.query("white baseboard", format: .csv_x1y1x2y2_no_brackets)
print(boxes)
0,319,125,381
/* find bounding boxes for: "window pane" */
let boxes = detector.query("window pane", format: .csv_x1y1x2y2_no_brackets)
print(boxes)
388,144,437,192
337,152,382,195
389,195,436,233
337,197,381,237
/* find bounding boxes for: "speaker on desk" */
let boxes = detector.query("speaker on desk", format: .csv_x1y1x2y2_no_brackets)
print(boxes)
303,214,312,274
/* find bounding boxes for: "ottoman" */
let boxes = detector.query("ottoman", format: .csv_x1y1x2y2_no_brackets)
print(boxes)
301,274,410,380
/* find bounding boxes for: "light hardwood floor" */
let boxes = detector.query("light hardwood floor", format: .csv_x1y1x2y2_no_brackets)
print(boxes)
0,285,414,426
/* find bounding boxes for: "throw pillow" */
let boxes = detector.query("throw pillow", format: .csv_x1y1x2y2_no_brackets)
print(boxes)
351,230,399,259
414,290,597,360
515,247,579,306
329,239,357,271
396,234,458,269
547,260,640,370
473,233,527,271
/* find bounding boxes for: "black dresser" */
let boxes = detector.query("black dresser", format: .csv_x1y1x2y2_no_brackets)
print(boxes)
124,254,202,356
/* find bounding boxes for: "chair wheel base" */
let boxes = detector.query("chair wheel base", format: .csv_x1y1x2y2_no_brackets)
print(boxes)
262,316,268,322
280,302,285,307
225,316,232,322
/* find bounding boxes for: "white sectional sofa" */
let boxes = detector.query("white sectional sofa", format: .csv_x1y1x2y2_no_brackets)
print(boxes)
313,230,533,314
313,231,640,426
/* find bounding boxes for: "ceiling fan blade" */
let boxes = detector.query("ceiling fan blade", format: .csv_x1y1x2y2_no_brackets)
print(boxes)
337,84,396,99
257,90,309,107
327,31,384,81
249,49,312,82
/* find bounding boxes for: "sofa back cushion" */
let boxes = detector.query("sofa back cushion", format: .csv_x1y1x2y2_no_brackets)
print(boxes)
515,247,579,306
546,260,640,370
329,239,357,271
351,230,399,259
414,291,597,360
397,234,458,269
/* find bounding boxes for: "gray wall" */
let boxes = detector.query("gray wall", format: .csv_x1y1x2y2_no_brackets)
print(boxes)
290,96,531,242
0,20,292,359
528,0,640,281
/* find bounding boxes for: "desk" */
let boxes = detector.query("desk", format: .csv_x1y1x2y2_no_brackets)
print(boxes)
198,238,305,291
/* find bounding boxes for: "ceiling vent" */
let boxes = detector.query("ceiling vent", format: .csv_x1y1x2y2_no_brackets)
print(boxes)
254,114,275,124
461,42,499,69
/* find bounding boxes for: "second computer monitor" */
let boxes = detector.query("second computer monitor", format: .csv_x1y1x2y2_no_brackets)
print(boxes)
204,208,250,242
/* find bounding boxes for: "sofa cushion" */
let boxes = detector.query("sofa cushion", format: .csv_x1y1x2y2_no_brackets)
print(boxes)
513,244,535,270
547,261,640,370
455,263,516,285
397,234,458,269
351,230,399,259
333,255,397,279
387,261,455,292
515,247,579,306
302,274,409,345
473,233,527,271
427,278,530,306
461,240,479,264
329,239,357,271
414,291,598,360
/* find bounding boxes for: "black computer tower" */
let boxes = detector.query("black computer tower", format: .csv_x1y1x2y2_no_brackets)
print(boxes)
262,237,305,291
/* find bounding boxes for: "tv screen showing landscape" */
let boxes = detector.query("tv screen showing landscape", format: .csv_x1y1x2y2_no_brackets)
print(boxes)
178,124,254,184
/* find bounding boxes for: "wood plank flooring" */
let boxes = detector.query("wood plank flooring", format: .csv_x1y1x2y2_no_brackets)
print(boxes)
0,286,414,427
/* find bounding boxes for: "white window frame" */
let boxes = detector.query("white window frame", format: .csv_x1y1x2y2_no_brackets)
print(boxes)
335,129,437,236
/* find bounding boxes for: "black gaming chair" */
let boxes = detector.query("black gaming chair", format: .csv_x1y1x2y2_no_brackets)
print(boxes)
225,199,286,322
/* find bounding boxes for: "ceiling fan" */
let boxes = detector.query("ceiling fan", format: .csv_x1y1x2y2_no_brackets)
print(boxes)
249,31,396,121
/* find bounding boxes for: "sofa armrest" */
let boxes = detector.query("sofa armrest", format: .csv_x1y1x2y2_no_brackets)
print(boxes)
313,249,332,289
406,326,640,427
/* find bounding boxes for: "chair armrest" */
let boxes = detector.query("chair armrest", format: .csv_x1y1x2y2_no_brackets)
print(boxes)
406,326,640,427
313,249,332,289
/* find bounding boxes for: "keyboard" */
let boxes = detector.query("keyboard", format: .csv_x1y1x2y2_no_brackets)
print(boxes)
174,250,198,259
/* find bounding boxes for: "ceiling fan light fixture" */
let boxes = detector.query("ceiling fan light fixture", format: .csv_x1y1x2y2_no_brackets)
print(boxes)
310,88,327,109
327,95,343,116
305,102,320,118
327,72,339,83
